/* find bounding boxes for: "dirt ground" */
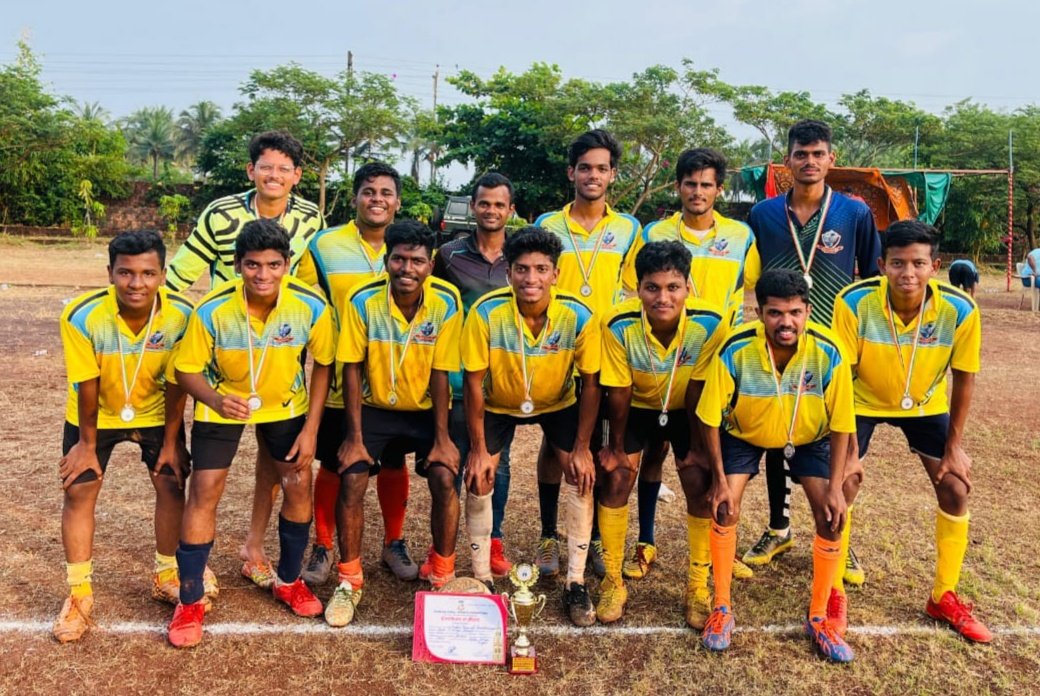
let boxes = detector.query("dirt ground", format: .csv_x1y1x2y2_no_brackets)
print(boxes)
1,238,1039,695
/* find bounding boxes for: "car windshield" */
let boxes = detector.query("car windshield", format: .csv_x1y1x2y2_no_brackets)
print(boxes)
447,201,470,215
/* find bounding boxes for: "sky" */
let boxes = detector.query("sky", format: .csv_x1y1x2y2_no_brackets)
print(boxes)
3,0,1039,184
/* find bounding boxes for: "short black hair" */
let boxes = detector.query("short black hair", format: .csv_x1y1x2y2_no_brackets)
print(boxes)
755,268,810,307
883,219,940,259
675,148,728,186
235,218,291,261
635,241,692,283
787,119,832,154
471,171,514,204
108,230,166,267
248,131,304,167
504,226,563,266
568,129,622,169
353,161,401,196
384,219,435,260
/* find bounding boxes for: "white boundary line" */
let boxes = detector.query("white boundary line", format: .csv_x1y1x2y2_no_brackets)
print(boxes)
2,619,1038,638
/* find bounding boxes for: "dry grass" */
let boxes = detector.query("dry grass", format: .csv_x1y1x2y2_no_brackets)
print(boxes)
1,240,1038,695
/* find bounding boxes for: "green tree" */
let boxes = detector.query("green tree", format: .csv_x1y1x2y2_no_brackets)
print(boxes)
176,100,222,169
71,179,105,239
124,106,177,178
833,90,941,167
78,100,110,124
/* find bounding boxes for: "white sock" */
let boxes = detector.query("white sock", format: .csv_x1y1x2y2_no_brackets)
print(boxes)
563,482,594,586
466,491,493,581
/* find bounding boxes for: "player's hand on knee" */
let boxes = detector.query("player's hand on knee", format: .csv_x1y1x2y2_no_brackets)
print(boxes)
59,442,103,490
155,440,191,490
566,448,596,496
336,438,373,475
824,483,847,533
428,437,460,476
287,430,317,472
464,450,494,493
708,479,736,523
596,446,626,474
935,443,972,494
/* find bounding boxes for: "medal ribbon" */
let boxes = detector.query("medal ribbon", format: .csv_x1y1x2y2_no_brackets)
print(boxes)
244,284,280,400
514,300,553,408
250,191,287,226
639,310,687,418
386,284,422,399
884,284,929,407
765,337,810,449
676,217,717,298
784,187,833,281
563,208,608,293
116,295,159,410
358,229,385,276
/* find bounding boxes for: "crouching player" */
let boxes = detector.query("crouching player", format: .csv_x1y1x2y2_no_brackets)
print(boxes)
328,220,462,627
699,269,856,662
462,227,602,625
55,231,194,643
833,220,991,642
167,219,334,648
596,241,725,624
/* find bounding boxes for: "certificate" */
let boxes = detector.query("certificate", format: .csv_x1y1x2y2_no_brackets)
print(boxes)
411,591,508,665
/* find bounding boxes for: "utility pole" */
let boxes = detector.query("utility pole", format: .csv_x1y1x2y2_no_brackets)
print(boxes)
345,51,354,175
430,65,439,182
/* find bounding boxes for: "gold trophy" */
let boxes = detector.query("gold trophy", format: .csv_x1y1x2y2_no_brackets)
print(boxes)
502,562,546,674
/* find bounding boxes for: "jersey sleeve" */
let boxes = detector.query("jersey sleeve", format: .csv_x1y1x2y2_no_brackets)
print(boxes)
743,238,761,289
166,208,219,291
619,229,647,293
599,319,632,389
461,310,491,372
695,352,734,428
950,304,982,373
294,247,319,287
307,303,336,366
336,297,368,365
174,311,214,375
432,303,463,373
830,297,861,366
60,310,100,384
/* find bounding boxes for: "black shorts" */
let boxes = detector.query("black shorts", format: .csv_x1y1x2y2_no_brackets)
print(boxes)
720,429,832,480
316,407,346,465
332,406,435,476
948,264,979,290
191,417,306,471
621,407,690,460
62,422,183,485
484,404,579,456
856,413,950,461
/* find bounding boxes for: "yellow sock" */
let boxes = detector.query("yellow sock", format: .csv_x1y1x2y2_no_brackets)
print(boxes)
687,515,712,591
933,508,969,603
833,505,852,593
597,504,628,582
155,552,178,583
66,560,94,599
810,535,842,620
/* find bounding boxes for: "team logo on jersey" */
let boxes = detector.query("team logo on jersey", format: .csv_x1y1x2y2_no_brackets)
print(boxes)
146,331,166,349
919,322,938,344
818,230,844,254
708,238,731,256
415,320,438,344
273,323,294,344
785,370,817,395
602,232,616,249
545,330,563,352
678,347,692,365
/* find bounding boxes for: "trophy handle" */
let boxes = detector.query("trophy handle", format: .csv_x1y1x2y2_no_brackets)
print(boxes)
502,592,517,623
533,594,547,620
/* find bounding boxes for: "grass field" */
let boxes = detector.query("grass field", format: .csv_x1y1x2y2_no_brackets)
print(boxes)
1,238,1039,695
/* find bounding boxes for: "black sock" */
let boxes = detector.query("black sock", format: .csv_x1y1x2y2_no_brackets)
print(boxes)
277,515,312,583
176,540,213,605
637,480,661,545
538,482,560,539
765,451,792,531
590,485,601,542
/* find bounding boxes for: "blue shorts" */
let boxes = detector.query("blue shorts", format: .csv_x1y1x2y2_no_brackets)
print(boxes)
720,430,832,480
856,413,949,461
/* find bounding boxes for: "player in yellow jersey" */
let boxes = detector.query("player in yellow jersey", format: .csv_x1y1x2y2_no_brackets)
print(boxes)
533,130,640,578
833,220,991,643
327,221,463,626
617,148,759,582
698,269,855,663
167,220,334,648
596,241,725,624
165,131,327,591
462,227,602,626
293,163,418,586
54,231,194,643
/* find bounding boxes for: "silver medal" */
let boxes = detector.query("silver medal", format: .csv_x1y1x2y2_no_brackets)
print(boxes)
247,395,262,411
388,391,398,407
900,395,914,410
120,405,136,423
580,284,593,297
783,442,796,460
803,273,813,291
658,412,669,427
520,399,535,415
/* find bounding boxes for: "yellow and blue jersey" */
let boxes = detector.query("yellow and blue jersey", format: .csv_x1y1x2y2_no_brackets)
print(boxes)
60,286,193,429
833,277,981,418
621,211,760,325
461,287,601,416
696,321,856,448
295,221,386,408
337,275,462,411
601,297,725,411
534,204,640,317
175,276,334,424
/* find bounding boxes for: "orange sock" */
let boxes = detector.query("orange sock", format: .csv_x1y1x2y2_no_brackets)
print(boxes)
810,535,842,620
378,467,409,545
337,559,364,591
710,522,737,609
313,467,340,550
430,551,456,579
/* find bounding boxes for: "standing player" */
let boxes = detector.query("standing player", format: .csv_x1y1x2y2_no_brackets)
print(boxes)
745,120,880,585
165,131,326,589
432,172,515,578
294,163,418,585
461,227,601,626
328,221,462,627
54,231,194,643
597,241,725,624
698,269,856,662
617,148,759,580
533,129,640,578
167,220,334,648
833,220,991,643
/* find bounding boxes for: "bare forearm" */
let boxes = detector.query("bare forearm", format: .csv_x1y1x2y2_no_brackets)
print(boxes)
464,370,488,454
828,431,850,482
575,372,601,449
948,370,975,447
343,362,364,441
306,363,331,431
163,382,188,445
604,386,631,451
76,379,100,446
430,370,452,441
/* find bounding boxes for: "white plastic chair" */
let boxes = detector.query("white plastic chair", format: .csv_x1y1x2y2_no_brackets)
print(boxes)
1017,262,1039,312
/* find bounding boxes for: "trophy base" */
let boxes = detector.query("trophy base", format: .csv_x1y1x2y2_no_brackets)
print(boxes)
507,646,538,675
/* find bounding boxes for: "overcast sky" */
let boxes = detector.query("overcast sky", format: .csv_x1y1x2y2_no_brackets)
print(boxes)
4,1,1038,182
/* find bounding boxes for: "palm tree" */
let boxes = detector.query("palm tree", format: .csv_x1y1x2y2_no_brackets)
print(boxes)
78,101,110,124
176,100,222,166
124,106,176,178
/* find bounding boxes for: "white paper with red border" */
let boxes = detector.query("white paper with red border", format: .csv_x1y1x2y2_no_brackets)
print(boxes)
411,591,508,664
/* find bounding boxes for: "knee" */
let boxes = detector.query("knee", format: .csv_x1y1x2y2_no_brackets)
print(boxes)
812,511,841,541
152,474,184,500
64,481,101,507
427,466,456,499
937,475,969,506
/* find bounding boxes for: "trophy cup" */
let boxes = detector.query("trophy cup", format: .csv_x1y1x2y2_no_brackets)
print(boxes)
502,562,546,674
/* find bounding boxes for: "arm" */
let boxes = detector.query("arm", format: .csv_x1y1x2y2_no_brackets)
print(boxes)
823,431,850,532
934,369,974,492
59,379,103,489
566,371,601,496
336,361,372,473
463,368,494,491
285,362,330,472
598,385,633,474
855,208,882,279
677,379,708,470
155,382,191,489
426,369,460,475
702,422,734,522
175,370,250,421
